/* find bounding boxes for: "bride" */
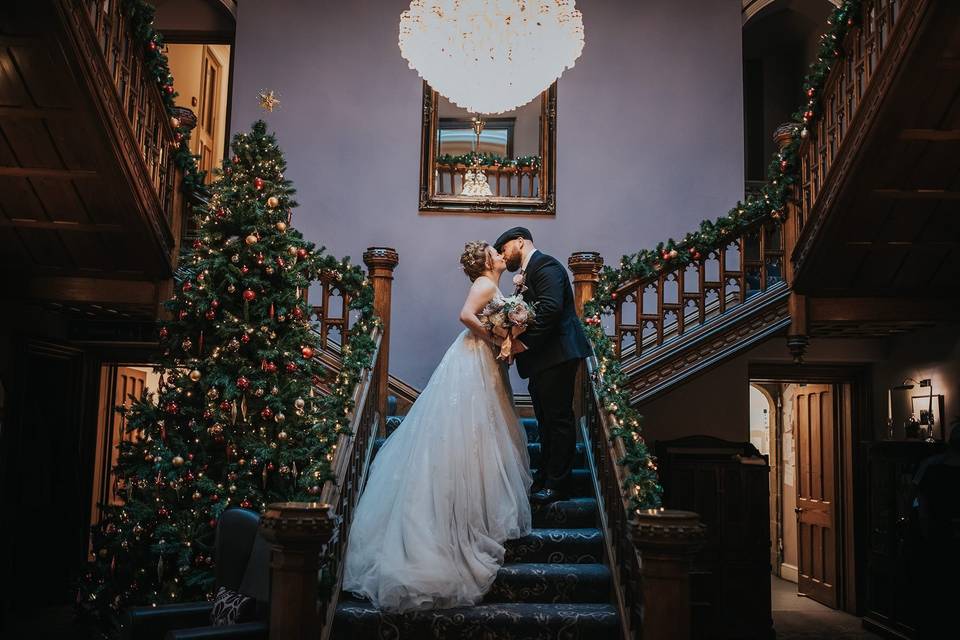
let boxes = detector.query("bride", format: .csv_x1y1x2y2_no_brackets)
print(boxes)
342,241,533,613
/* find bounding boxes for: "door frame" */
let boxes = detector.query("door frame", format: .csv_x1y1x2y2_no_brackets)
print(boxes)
749,363,873,615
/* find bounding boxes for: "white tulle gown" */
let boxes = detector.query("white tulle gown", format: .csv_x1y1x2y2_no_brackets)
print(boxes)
342,293,533,613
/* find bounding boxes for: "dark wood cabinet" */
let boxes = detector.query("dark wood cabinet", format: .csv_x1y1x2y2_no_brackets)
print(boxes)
861,441,945,640
656,436,774,640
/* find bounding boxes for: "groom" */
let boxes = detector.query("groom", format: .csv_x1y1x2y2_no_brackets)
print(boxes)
494,227,592,504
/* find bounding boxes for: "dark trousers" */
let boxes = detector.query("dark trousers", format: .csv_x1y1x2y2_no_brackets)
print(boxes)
528,358,580,492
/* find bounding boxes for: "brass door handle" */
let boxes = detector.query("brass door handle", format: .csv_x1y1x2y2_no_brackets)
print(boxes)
795,507,803,514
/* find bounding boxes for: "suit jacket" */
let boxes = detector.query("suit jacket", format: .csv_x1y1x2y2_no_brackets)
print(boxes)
515,251,592,379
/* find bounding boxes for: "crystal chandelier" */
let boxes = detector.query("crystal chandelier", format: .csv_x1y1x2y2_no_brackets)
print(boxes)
399,0,585,115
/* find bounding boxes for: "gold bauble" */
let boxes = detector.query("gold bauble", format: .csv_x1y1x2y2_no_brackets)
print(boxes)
275,412,285,423
245,234,258,246
294,398,305,410
275,221,287,233
267,196,280,208
189,369,202,382
277,430,288,440
288,246,298,256
172,455,185,467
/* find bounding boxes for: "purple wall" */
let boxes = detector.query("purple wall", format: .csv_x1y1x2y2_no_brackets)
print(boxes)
230,0,745,388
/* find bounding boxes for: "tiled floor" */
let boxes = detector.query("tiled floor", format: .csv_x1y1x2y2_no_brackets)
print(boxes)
772,576,882,640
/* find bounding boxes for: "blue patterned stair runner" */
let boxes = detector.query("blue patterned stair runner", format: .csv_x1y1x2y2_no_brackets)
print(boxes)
332,417,620,639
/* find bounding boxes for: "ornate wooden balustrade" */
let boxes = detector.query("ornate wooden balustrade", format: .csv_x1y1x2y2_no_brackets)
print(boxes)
435,162,540,198
64,0,185,253
796,0,912,236
571,256,706,640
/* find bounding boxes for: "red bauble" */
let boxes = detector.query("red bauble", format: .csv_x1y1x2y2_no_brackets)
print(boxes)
236,376,250,390
210,299,220,309
210,494,219,502
209,519,217,528
267,463,275,471
285,362,298,373
158,507,169,517
240,333,250,344
164,402,179,414
192,239,203,250
205,310,216,320
232,155,240,164
806,87,815,98
296,248,308,259
179,310,188,320
159,327,169,339
240,265,250,275
254,177,265,190
203,409,213,420
219,401,231,411
263,361,277,373
292,307,303,319
215,208,227,219
661,251,670,260
261,407,274,420
164,85,174,95
301,346,315,359
242,289,256,302
240,499,252,509
276,257,286,268
148,41,157,51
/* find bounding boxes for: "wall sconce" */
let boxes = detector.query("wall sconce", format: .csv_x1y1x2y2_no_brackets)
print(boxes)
887,377,935,441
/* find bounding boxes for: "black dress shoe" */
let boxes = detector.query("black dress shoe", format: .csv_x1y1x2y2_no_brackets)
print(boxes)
530,488,566,504
530,480,545,495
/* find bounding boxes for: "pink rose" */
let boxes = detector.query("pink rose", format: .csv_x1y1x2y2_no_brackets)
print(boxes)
508,305,529,325
513,273,525,286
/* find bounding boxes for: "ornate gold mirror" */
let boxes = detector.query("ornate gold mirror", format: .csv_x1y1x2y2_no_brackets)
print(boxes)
419,82,557,215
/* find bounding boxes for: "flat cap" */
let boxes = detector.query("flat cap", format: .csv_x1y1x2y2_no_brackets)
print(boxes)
493,227,533,252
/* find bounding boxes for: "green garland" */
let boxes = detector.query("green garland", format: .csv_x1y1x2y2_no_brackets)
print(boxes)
582,0,864,511
436,152,542,169
124,0,206,195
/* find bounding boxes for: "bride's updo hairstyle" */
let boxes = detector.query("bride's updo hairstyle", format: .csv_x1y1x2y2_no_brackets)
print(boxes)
460,241,490,281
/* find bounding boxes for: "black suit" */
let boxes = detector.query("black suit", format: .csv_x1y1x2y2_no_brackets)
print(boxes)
515,251,592,492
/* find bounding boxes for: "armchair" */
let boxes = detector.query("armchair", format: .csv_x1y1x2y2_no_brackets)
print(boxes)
122,508,270,640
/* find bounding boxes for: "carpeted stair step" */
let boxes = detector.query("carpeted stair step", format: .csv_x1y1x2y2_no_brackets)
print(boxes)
522,417,539,442
531,497,598,528
484,563,611,604
504,528,603,564
530,468,592,497
528,442,587,468
333,601,619,640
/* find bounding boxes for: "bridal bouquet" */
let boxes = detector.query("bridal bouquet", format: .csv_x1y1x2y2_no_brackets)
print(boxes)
479,295,536,361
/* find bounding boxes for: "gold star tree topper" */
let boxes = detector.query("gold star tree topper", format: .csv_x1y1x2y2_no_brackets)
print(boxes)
257,90,281,112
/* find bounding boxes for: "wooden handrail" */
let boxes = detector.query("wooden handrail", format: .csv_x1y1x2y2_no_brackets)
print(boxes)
73,0,180,233
796,0,914,236
435,162,541,198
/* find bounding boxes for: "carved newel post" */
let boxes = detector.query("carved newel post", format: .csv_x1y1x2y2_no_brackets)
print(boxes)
774,122,809,363
568,251,603,421
362,247,399,432
568,251,604,318
260,502,336,640
631,509,706,640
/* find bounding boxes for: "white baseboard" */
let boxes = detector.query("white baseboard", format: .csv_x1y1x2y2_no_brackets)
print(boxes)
779,563,799,583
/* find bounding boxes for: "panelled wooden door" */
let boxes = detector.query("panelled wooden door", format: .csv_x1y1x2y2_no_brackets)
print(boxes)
794,383,839,608
196,46,222,182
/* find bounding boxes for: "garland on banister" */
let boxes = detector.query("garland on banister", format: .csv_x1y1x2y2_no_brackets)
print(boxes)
436,152,542,169
582,0,863,511
124,0,206,195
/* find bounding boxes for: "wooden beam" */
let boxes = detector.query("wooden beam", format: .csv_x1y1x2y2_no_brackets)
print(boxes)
808,297,960,324
0,219,123,232
873,189,960,200
0,166,97,179
845,240,960,248
20,276,161,308
0,106,75,120
899,129,960,141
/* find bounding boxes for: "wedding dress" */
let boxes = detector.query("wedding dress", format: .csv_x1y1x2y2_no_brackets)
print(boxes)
342,285,533,613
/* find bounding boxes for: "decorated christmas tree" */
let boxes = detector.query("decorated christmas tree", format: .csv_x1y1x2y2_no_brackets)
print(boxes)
78,120,377,634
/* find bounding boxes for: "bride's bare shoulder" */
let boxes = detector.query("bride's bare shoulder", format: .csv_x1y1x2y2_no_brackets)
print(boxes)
468,276,497,299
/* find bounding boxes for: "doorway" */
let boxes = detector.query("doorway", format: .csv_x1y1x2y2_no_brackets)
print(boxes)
749,366,865,615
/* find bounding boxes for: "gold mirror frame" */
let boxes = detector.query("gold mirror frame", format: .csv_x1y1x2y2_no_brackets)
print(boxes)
418,82,557,215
